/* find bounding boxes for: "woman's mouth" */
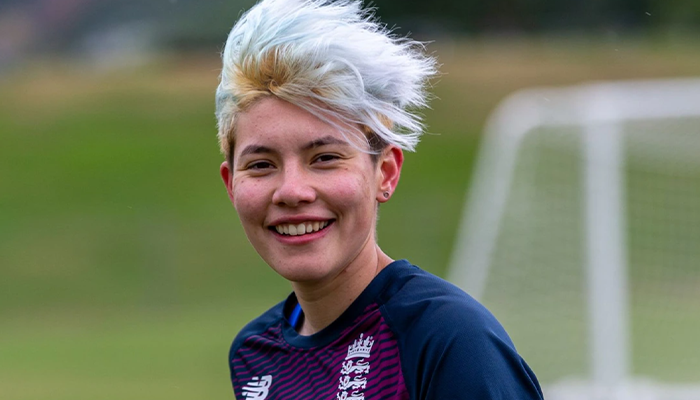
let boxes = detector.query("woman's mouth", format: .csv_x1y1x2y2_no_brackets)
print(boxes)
271,220,333,236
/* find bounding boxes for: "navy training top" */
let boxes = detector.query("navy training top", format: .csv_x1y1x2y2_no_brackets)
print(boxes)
229,259,543,400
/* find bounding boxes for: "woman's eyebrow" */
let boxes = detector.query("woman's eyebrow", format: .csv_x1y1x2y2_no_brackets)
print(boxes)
303,136,349,150
239,144,276,157
238,136,349,158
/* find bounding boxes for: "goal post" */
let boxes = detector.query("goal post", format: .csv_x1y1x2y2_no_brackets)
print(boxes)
447,78,700,399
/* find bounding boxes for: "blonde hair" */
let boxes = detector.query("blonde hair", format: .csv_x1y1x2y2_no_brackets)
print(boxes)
215,0,437,161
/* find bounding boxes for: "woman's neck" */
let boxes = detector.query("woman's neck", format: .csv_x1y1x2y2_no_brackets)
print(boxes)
292,245,393,336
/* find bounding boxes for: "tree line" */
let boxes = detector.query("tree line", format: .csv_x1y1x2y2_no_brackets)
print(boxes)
371,0,699,34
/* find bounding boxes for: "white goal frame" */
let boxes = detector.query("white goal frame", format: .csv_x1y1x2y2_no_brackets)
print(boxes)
446,78,700,399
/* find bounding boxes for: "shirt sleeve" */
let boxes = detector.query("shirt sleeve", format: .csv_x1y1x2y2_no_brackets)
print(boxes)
382,280,544,400
416,314,542,399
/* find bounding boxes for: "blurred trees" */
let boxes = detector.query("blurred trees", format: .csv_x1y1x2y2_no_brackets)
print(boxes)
370,0,697,35
0,0,698,66
655,0,700,29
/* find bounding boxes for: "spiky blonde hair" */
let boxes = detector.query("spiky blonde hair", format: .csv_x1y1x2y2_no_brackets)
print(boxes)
215,0,437,161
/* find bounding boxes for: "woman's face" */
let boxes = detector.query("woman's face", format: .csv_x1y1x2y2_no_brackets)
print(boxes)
221,97,401,284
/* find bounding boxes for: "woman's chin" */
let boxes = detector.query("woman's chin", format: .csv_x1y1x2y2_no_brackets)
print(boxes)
271,263,336,285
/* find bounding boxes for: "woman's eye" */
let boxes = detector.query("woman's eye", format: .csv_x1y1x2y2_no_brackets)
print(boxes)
247,161,274,170
314,154,339,163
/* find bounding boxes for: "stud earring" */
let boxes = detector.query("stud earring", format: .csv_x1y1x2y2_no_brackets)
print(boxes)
383,192,390,199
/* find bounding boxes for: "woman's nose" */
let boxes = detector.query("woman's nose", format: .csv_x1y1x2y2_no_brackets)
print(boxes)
271,165,316,207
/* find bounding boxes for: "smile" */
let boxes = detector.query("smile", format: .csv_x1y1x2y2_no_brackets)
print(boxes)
273,220,332,236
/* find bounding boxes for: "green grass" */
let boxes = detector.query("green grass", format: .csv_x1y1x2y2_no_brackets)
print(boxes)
0,307,249,400
2,38,700,398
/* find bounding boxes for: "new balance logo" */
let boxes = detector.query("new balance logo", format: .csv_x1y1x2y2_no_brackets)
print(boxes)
242,375,272,400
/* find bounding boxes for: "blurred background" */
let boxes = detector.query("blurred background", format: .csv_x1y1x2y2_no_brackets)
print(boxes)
0,0,698,399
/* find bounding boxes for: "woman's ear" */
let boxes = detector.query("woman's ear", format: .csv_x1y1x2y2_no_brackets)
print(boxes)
220,161,236,205
376,146,404,203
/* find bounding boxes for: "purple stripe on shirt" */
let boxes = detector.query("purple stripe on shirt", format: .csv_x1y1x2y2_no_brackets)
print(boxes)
232,304,408,400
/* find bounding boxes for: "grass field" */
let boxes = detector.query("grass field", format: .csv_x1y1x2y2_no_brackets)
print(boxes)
2,37,700,399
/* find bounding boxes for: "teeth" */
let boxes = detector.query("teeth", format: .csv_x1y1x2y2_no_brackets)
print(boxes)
274,221,329,236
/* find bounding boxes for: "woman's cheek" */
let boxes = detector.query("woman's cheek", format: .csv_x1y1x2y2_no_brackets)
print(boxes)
232,179,268,218
332,175,373,207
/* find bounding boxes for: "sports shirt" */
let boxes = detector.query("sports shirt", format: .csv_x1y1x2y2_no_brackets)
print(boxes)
229,259,543,400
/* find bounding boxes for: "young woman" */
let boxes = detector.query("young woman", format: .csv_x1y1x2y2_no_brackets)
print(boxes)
215,0,543,399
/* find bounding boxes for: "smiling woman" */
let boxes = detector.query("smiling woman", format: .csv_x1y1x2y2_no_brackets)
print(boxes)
222,97,398,298
214,1,543,399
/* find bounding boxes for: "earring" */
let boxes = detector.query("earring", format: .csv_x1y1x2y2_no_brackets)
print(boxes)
383,192,390,199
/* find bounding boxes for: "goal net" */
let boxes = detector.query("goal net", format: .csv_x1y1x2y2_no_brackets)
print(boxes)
447,79,700,400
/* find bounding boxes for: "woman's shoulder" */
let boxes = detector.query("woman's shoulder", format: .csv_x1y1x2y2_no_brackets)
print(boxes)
380,260,513,346
379,261,544,399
